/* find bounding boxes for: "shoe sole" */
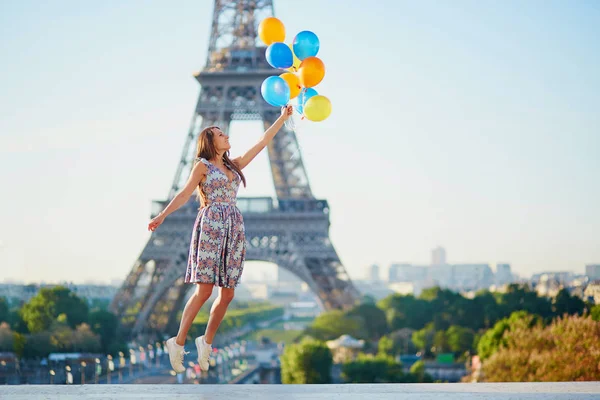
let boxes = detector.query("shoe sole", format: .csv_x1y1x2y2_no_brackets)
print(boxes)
195,337,209,371
167,339,186,374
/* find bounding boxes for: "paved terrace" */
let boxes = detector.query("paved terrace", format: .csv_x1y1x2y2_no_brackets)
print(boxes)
2,382,600,399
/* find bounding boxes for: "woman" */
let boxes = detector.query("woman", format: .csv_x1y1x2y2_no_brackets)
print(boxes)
147,104,294,373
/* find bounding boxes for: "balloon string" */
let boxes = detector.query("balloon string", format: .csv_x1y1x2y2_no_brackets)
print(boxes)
284,107,303,161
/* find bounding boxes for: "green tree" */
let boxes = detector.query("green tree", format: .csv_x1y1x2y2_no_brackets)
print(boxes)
20,295,54,333
497,284,552,320
446,325,475,355
361,295,376,305
72,323,102,352
0,297,9,324
591,305,600,322
22,331,55,359
378,295,431,331
412,322,435,355
88,298,111,311
418,287,477,331
409,360,433,383
20,287,89,333
378,329,416,356
47,288,89,328
477,311,539,360
482,315,600,382
89,310,119,353
378,335,394,355
280,338,332,384
0,322,14,351
9,309,28,333
50,315,74,352
306,310,366,341
472,290,502,330
13,333,26,358
433,330,449,353
346,303,388,340
342,353,404,383
391,328,417,355
432,289,472,329
552,288,585,316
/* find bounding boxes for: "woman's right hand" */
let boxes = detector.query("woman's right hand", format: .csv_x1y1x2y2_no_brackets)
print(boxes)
148,213,165,232
281,104,293,120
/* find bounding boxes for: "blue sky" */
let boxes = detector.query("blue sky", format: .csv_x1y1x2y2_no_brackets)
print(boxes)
1,0,599,284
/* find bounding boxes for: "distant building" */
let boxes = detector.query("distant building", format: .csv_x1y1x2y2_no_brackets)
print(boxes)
431,247,447,266
387,262,494,293
385,248,520,294
65,284,118,304
0,283,117,305
530,271,575,286
0,284,39,304
388,264,427,283
495,263,512,285
584,282,600,304
353,281,395,300
326,335,365,363
367,264,380,282
586,264,600,281
429,264,454,287
243,283,270,300
529,271,590,298
451,264,494,291
388,282,422,296
284,301,320,319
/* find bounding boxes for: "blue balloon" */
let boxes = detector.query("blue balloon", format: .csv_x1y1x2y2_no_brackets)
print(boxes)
293,31,320,60
266,42,293,69
297,87,318,114
261,76,290,107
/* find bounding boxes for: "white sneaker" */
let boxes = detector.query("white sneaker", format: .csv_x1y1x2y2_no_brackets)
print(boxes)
166,337,187,373
195,335,212,371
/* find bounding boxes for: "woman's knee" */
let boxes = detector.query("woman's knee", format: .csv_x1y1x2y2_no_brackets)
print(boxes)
218,288,235,304
195,283,213,301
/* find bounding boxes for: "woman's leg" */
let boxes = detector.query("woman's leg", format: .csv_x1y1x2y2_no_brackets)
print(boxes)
175,283,213,346
204,287,235,344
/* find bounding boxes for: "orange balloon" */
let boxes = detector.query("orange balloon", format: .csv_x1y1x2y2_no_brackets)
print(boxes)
280,72,301,99
297,56,325,88
258,17,285,45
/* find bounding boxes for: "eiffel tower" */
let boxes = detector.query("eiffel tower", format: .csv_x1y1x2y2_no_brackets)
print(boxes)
110,0,360,336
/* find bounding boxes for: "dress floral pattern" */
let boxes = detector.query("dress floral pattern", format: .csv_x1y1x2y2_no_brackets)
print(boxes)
184,157,246,288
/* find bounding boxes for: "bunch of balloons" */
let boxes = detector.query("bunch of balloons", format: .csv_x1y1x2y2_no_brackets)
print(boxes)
258,17,332,122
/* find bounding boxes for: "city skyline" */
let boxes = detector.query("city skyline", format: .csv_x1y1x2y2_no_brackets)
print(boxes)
0,248,593,286
1,0,599,284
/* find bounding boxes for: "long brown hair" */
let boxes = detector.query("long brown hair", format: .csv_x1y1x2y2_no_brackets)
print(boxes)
195,126,246,206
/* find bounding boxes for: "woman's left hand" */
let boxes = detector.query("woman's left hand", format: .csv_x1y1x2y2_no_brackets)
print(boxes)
148,213,165,232
281,104,293,121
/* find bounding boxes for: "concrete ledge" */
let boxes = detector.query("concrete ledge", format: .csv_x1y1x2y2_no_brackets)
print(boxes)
2,382,599,399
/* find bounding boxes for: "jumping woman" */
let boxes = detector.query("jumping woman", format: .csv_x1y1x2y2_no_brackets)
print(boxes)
147,104,294,373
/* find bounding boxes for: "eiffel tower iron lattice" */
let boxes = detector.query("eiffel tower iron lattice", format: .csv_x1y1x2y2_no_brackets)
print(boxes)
110,0,360,336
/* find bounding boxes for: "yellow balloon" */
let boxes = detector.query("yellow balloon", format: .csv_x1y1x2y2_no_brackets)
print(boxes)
304,95,332,122
287,43,301,72
258,17,285,45
280,72,301,99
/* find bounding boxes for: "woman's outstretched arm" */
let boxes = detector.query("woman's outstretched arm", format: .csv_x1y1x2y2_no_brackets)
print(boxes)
233,105,293,170
148,161,207,231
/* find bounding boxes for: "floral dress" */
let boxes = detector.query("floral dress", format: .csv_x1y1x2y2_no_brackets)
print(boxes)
184,158,246,288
